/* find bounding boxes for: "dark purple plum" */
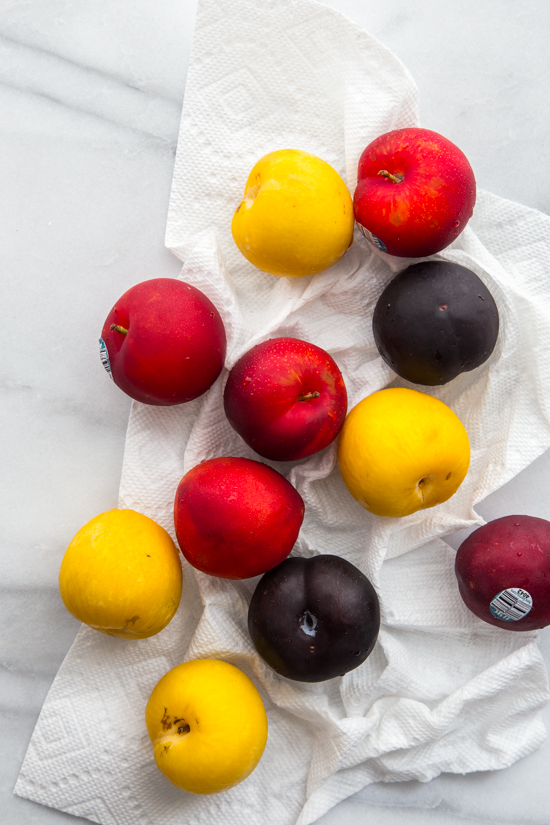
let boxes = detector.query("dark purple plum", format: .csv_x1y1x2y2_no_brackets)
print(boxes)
248,554,380,682
373,260,499,386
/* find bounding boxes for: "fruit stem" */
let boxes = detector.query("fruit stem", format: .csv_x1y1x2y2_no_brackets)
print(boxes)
298,391,320,402
110,323,128,335
378,170,404,184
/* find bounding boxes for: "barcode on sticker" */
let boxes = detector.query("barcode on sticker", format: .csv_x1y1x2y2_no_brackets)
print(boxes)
490,587,532,622
99,337,113,379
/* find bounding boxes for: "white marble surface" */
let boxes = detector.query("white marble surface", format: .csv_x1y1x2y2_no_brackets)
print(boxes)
2,1,550,824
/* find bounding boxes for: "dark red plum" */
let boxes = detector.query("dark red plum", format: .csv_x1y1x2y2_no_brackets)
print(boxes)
248,554,380,682
373,261,499,386
455,515,550,631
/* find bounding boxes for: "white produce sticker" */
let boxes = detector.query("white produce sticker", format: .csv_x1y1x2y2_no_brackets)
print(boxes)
358,223,387,252
99,337,113,379
490,587,533,622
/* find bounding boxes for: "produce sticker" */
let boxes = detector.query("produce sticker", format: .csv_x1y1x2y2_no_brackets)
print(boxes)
490,588,533,622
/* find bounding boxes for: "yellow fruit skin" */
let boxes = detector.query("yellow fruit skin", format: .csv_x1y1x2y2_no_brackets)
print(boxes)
231,149,354,278
337,388,470,518
145,659,268,794
59,509,182,639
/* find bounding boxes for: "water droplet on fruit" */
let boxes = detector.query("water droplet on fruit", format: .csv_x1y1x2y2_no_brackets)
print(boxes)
514,522,520,526
453,220,460,228
453,230,459,236
210,312,215,318
517,552,523,557
439,304,447,311
244,376,252,385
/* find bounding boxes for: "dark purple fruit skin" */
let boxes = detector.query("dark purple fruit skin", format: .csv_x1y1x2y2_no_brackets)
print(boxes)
373,260,499,386
248,554,380,682
455,515,550,631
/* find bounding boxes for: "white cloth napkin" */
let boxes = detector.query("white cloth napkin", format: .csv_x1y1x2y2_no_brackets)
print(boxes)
15,1,550,824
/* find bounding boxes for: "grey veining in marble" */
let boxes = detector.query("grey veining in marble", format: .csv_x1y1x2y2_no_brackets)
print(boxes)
2,1,550,824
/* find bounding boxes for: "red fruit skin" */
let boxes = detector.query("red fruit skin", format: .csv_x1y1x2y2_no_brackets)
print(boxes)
223,338,348,462
354,128,476,258
455,515,550,631
174,457,305,580
101,278,226,405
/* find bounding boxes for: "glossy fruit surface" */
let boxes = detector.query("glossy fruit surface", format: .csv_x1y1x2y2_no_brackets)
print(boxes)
455,515,550,631
224,337,348,461
248,554,380,682
337,388,470,517
373,261,499,385
59,509,182,638
174,457,304,579
145,659,268,793
354,128,476,257
100,278,226,405
231,149,354,278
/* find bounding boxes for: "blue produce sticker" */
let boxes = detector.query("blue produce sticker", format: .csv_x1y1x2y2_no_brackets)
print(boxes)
490,587,532,622
358,224,387,252
99,337,113,379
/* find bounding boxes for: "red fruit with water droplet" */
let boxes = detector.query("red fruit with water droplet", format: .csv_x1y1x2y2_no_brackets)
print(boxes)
174,457,304,579
224,337,347,461
100,278,226,405
354,127,476,257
